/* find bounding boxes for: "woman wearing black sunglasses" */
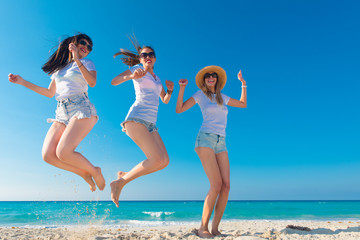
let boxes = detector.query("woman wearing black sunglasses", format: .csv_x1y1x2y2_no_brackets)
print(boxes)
8,33,105,192
176,66,247,238
110,36,174,207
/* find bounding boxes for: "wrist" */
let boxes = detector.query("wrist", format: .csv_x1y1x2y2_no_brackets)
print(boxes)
167,89,173,95
18,78,26,85
74,57,81,62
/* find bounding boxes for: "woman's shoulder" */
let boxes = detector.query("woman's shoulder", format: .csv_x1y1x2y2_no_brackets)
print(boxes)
195,89,205,95
220,92,230,104
192,90,204,102
130,64,144,71
80,58,96,71
221,92,229,98
80,58,95,65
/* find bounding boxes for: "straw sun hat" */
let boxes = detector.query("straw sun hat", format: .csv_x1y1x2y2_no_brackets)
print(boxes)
195,65,227,90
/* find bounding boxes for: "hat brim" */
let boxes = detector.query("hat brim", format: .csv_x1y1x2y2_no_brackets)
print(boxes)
195,66,227,90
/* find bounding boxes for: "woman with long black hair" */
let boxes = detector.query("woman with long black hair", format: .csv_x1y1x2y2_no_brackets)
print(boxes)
8,33,105,192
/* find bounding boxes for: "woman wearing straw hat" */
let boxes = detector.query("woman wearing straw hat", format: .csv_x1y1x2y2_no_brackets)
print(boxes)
176,66,247,238
110,36,174,207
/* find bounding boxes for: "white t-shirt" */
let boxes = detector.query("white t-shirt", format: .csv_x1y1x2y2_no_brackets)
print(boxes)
192,90,231,136
125,64,163,124
51,59,96,101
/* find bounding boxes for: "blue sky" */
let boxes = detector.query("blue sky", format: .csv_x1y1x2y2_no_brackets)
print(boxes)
0,0,359,201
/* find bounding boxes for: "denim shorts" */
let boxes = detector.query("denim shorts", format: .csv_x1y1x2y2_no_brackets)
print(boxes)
195,131,227,154
121,117,158,133
47,92,98,125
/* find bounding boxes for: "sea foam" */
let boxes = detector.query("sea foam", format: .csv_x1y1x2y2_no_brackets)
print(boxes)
142,211,175,218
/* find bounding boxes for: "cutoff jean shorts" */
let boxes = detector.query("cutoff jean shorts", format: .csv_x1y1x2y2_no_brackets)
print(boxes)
121,117,158,133
195,131,227,154
47,92,98,125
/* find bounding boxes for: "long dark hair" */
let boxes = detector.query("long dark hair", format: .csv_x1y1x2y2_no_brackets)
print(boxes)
42,33,93,75
200,76,224,106
114,34,155,67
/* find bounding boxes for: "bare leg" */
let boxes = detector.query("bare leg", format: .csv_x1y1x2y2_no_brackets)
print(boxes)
111,122,169,207
56,116,105,190
42,122,96,191
195,147,223,238
211,151,230,236
116,131,168,179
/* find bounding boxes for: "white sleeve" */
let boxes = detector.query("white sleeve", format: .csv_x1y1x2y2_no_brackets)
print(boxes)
83,59,96,72
192,90,202,104
222,93,230,105
50,73,56,80
129,64,142,73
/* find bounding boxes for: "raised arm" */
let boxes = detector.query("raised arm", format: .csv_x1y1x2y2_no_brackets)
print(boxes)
8,73,56,98
69,43,97,87
160,80,174,104
227,70,247,108
111,68,146,86
176,79,196,113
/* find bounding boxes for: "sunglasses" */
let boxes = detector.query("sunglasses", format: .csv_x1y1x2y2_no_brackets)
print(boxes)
204,72,218,78
139,52,156,59
79,40,92,52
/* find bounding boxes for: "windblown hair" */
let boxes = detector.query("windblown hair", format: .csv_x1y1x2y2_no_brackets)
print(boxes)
42,33,93,75
114,34,155,67
199,75,224,106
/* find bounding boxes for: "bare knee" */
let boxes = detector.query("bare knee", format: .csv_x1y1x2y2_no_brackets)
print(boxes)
42,150,56,164
56,146,72,161
210,180,223,194
150,154,169,170
222,181,230,193
160,154,170,169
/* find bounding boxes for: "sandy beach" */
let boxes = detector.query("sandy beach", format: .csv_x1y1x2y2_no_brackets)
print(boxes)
1,220,360,240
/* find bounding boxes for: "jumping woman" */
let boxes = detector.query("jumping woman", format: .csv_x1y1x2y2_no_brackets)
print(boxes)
110,37,174,207
8,33,105,192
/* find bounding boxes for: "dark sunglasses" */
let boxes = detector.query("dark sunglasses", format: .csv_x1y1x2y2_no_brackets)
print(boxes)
204,72,218,78
79,40,92,52
139,52,156,59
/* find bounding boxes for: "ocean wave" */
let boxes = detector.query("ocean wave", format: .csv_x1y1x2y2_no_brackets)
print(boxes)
123,220,197,227
142,211,175,218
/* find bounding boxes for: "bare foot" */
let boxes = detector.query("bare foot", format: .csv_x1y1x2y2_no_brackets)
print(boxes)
117,171,127,179
211,229,222,236
197,229,214,238
82,172,96,192
93,167,106,190
110,178,126,208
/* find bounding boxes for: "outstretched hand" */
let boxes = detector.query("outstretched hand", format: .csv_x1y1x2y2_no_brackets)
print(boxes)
69,43,79,60
238,70,246,85
8,73,24,85
165,80,174,91
178,79,188,87
132,68,147,79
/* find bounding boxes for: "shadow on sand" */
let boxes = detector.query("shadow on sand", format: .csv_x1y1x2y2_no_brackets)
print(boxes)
282,226,360,236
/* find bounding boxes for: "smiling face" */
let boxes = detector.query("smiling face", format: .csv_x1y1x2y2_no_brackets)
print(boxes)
204,72,218,90
139,47,156,69
77,39,92,59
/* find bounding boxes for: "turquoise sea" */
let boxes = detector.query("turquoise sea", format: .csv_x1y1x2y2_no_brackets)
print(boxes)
1,201,360,227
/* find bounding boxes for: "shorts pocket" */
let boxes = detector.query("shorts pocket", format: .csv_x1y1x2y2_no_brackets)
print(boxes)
70,96,86,105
